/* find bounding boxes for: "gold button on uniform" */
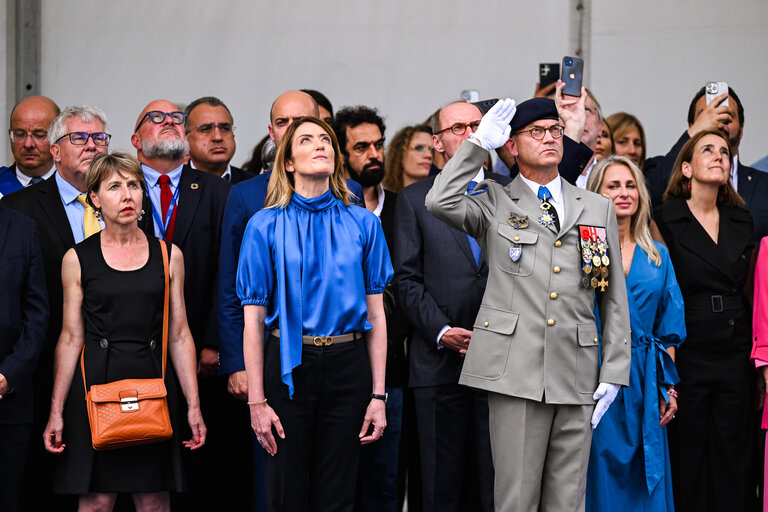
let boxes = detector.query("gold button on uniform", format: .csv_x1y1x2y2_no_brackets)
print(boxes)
550,292,557,299
553,266,561,274
547,319,555,326
554,240,562,247
483,321,489,327
513,236,520,241
593,337,599,344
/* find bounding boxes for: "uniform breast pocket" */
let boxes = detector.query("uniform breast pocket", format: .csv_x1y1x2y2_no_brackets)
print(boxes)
495,224,537,277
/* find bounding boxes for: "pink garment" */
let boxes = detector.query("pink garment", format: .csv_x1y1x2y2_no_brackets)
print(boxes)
751,237,768,512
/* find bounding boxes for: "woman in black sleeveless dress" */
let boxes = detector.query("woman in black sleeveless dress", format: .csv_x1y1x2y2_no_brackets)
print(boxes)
43,152,205,512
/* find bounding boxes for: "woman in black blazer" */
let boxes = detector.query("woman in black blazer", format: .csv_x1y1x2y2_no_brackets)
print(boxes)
653,129,754,512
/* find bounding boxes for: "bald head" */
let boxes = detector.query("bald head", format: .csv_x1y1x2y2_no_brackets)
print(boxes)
9,95,60,177
131,99,188,169
269,90,319,146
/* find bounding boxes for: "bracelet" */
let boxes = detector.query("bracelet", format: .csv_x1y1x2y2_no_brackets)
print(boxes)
667,388,679,399
247,398,268,405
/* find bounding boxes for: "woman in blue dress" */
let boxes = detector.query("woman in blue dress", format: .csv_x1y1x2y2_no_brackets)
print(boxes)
236,116,393,511
585,155,685,511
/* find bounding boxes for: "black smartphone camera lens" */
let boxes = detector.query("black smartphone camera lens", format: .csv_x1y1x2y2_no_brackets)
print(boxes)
565,58,573,66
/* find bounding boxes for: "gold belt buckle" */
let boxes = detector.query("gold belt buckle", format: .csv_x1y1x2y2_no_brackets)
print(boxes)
313,336,333,346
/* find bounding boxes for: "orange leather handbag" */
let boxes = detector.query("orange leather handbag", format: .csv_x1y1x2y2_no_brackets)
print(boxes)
82,240,173,451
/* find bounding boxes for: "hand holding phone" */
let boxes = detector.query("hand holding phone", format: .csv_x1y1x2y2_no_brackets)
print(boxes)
705,82,729,107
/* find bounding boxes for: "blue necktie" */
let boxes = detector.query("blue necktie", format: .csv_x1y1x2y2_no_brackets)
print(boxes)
29,177,44,185
537,185,560,230
466,181,482,266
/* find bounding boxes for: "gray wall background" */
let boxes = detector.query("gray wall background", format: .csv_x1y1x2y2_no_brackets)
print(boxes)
2,0,767,168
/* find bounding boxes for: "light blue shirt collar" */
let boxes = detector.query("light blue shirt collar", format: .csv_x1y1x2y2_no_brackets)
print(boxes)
141,163,184,189
55,170,83,205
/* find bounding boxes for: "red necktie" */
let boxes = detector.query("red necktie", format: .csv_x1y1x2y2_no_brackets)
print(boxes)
158,174,177,241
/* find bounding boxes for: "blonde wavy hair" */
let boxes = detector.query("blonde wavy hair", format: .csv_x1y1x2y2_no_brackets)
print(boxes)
587,155,661,266
265,116,351,208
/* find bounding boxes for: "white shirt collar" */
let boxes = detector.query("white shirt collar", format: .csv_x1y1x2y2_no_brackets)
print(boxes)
190,160,232,181
16,164,55,187
519,173,563,205
732,155,739,191
372,183,385,218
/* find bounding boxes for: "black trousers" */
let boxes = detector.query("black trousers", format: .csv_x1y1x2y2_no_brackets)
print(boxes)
0,423,31,512
263,335,371,512
412,383,494,512
668,346,753,512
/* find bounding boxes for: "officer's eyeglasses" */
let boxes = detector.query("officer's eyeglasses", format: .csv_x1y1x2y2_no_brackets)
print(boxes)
515,125,565,141
435,121,481,137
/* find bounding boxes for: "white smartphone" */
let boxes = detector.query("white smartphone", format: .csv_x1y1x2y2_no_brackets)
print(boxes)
705,81,729,107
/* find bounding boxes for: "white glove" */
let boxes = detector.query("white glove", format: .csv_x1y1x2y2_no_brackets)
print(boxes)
590,382,620,429
471,98,516,151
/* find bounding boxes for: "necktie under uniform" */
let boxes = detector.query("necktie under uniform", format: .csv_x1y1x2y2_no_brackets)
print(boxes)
76,194,102,238
466,181,482,266
537,185,560,231
158,174,177,241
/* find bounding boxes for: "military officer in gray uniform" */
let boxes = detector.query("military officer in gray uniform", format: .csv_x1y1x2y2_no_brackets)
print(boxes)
426,97,631,512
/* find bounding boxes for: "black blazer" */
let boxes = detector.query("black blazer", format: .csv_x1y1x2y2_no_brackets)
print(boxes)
230,165,255,185
143,165,230,352
394,171,512,388
0,206,48,424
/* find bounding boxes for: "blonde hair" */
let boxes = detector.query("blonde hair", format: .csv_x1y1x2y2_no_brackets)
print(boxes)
663,129,744,208
85,151,146,210
265,116,351,208
587,155,661,266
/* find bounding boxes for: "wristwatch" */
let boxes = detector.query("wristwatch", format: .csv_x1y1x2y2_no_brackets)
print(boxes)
370,393,388,403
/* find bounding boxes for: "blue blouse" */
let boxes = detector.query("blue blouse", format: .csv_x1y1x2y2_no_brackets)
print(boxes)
236,189,393,397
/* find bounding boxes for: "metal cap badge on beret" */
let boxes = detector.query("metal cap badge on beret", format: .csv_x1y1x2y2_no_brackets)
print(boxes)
509,98,559,132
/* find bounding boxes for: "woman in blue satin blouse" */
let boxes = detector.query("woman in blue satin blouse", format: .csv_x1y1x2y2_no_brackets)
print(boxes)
585,156,685,511
237,116,392,512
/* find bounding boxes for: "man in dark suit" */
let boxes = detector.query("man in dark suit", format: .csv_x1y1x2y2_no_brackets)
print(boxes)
645,85,768,242
0,205,48,512
131,99,236,510
394,101,504,512
1,104,111,510
185,96,254,184
0,96,59,197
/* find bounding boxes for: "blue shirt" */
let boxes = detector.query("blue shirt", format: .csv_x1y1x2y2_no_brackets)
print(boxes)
56,171,104,243
236,189,393,396
141,163,183,239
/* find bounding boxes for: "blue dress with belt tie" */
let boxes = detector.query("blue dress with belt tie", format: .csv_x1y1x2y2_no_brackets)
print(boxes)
236,189,393,397
586,241,685,511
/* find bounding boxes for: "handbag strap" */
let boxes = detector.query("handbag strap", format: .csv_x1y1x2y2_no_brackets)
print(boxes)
81,238,171,393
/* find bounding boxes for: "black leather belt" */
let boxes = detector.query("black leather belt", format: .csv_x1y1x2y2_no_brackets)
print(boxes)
685,294,743,313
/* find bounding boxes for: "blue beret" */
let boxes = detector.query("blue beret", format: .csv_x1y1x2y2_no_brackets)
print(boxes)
509,98,559,133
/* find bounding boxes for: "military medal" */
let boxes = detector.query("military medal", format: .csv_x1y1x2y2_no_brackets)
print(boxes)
508,213,528,229
539,203,555,227
578,225,611,290
509,246,521,262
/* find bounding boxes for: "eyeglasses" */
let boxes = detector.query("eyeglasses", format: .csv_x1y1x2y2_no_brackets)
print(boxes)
134,111,186,132
515,125,565,141
351,140,385,155
189,123,235,135
410,144,434,153
54,132,111,146
9,130,48,143
434,121,481,137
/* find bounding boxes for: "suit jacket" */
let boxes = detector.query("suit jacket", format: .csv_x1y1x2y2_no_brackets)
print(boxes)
0,206,48,424
0,164,24,196
394,166,512,388
143,164,230,352
217,171,365,374
426,141,631,404
646,131,768,243
230,165,255,185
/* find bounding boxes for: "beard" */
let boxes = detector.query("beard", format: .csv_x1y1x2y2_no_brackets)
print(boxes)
142,136,190,161
349,159,385,188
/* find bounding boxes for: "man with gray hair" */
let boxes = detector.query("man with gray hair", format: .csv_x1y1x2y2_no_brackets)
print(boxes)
1,104,112,510
131,98,231,511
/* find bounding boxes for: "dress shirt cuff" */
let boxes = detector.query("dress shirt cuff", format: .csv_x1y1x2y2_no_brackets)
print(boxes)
436,325,451,350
